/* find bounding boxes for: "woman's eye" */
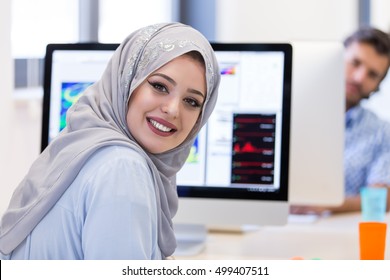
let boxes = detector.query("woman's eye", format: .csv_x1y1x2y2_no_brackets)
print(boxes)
184,98,201,108
149,81,168,93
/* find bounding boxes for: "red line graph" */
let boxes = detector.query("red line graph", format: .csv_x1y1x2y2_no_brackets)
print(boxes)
234,142,273,153
233,161,273,168
232,169,273,175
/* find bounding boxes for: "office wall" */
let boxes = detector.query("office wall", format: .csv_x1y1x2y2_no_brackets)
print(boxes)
0,0,41,214
216,0,358,42
371,0,390,32
0,0,13,213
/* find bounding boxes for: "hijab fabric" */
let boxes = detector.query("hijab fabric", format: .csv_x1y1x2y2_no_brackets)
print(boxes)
0,22,220,258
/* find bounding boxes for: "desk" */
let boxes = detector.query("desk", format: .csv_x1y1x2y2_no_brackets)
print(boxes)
175,212,390,260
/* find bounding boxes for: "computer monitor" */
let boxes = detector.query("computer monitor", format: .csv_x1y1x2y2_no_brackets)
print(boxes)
288,41,345,206
174,44,292,229
41,43,292,248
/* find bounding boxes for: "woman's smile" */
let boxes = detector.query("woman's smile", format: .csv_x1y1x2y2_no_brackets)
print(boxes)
147,117,177,136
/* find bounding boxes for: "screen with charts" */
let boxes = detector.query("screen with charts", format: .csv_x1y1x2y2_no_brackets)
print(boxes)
176,44,291,201
42,43,291,204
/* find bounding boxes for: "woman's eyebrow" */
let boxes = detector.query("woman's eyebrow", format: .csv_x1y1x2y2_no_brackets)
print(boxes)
188,88,205,99
152,73,176,85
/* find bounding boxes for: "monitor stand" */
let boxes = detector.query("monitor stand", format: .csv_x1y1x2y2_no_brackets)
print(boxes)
174,223,208,256
173,223,262,256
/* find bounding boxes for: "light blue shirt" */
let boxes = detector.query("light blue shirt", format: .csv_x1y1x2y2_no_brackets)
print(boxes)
2,146,162,260
345,105,390,196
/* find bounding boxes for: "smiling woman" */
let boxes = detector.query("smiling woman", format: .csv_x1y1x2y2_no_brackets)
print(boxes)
0,22,220,260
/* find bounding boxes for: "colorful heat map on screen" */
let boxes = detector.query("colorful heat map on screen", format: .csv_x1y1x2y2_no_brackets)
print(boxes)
186,136,199,163
60,82,93,131
220,64,236,75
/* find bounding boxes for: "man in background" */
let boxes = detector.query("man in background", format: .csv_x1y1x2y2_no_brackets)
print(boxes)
292,26,390,214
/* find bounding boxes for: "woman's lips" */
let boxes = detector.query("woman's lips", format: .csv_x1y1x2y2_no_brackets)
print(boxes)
147,117,177,136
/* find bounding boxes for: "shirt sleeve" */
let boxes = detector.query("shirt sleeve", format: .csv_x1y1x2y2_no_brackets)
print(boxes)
79,147,161,260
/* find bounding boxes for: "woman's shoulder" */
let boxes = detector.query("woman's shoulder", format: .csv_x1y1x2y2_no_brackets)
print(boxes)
74,145,153,193
89,145,147,164
63,145,155,211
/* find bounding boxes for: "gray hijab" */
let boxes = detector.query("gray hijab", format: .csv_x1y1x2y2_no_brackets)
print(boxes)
0,22,220,258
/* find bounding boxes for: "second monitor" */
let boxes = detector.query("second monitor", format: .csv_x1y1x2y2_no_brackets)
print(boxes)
288,41,345,206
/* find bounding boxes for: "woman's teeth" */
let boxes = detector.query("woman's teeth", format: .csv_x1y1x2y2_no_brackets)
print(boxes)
150,119,172,132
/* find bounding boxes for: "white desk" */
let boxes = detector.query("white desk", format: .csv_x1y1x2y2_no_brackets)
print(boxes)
175,212,390,260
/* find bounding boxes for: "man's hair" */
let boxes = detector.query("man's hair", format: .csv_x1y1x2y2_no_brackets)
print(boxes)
344,26,390,68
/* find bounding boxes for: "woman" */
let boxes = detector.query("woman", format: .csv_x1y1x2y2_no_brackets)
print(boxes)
0,22,220,259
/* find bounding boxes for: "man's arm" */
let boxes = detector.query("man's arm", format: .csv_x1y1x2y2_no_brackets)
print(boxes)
290,196,360,215
326,196,361,213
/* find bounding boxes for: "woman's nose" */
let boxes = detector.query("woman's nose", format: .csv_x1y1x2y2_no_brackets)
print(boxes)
161,98,180,119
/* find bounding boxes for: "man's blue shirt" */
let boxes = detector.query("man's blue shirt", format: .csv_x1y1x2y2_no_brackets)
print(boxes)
345,105,390,195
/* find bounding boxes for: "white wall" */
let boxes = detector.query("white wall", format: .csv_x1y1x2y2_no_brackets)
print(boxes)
216,0,358,42
0,0,14,213
0,0,41,214
371,0,390,32
0,93,42,216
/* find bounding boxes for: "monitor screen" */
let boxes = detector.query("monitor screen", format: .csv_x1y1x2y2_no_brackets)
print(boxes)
174,43,292,227
42,43,292,232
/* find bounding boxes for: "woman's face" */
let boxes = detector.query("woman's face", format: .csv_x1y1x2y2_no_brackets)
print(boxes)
127,54,206,154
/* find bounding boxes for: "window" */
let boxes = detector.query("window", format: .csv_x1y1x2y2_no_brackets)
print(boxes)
99,0,173,43
12,0,173,89
12,0,79,58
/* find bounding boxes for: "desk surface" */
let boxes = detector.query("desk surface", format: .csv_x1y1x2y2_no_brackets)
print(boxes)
174,212,390,260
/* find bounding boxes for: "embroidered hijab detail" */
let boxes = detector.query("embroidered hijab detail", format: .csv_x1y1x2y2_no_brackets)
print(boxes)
124,35,215,97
